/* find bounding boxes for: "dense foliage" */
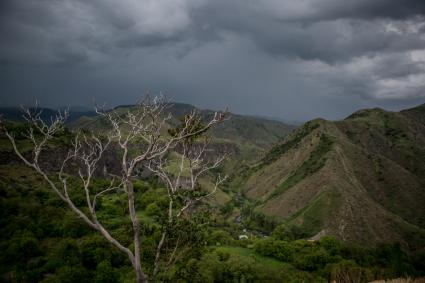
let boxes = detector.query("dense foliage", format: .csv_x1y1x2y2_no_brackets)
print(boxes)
0,163,424,282
1,114,425,282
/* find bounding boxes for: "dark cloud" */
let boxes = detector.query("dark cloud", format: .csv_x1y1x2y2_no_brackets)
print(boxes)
0,0,424,121
311,0,425,21
191,1,425,63
373,53,425,79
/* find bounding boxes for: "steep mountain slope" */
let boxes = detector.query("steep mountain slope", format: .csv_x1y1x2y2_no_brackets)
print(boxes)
240,103,425,248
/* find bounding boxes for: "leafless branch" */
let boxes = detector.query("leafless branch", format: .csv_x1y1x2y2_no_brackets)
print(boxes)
0,106,135,274
1,96,229,283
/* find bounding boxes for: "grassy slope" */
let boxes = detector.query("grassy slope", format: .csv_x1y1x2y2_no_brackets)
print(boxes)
214,246,288,269
239,103,425,248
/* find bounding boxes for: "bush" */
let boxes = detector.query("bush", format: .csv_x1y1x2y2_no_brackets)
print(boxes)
55,265,91,283
95,261,118,283
253,238,294,262
207,230,235,245
272,223,310,241
53,239,81,266
60,212,91,238
5,232,41,263
133,181,150,194
226,255,263,282
220,202,234,215
294,248,331,271
145,202,161,217
138,188,168,210
319,237,342,256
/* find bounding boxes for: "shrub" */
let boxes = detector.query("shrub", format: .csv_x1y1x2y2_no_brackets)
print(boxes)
253,238,294,262
207,230,235,245
145,202,161,217
319,237,342,256
55,265,91,283
95,261,118,283
294,248,331,271
272,223,310,241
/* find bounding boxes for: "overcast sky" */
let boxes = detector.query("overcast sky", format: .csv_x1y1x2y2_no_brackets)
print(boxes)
1,0,425,121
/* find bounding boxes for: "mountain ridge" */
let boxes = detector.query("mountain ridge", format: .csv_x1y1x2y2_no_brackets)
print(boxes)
237,102,425,249
67,102,296,162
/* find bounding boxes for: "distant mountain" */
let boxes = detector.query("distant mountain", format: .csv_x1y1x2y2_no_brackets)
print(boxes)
0,107,96,123
238,103,425,249
248,114,304,126
8,101,425,249
70,102,297,162
0,103,295,175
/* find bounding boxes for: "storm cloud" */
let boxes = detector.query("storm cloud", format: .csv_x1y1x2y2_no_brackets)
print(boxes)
1,0,425,121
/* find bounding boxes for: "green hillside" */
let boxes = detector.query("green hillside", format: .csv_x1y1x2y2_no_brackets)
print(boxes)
1,164,423,282
238,103,425,249
1,103,425,281
70,103,295,170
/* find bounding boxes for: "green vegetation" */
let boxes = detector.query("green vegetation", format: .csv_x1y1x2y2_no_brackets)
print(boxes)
164,152,191,177
269,134,333,199
3,161,423,282
281,189,341,237
161,236,425,282
272,223,311,241
253,238,295,262
241,201,280,232
234,103,425,251
2,103,425,282
0,164,210,282
258,121,319,167
216,246,288,269
1,121,73,151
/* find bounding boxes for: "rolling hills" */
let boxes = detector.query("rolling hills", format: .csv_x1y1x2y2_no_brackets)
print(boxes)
1,102,425,281
238,103,425,249
2,102,425,250
0,103,295,165
69,102,296,162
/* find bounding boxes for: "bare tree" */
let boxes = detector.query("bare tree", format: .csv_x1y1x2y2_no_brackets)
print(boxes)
0,97,228,283
147,134,228,278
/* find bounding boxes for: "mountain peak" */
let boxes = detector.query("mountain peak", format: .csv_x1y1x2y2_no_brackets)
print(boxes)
238,102,425,248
